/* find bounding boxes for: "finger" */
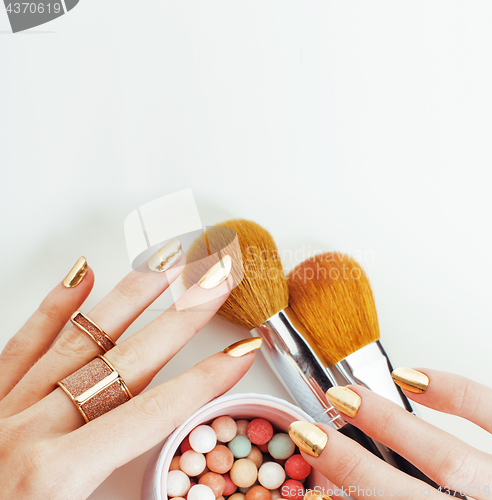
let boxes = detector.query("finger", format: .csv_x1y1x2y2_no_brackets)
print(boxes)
0,258,94,400
393,367,492,433
51,349,256,491
0,250,185,417
291,422,434,500
13,269,234,435
328,385,492,500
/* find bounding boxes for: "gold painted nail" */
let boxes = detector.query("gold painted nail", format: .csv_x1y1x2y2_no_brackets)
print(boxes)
63,257,88,288
198,255,232,289
147,237,183,273
392,367,429,394
288,421,328,457
326,387,362,418
304,493,332,500
223,337,263,357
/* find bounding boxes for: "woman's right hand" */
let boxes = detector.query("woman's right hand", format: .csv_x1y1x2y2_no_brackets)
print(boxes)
290,368,492,499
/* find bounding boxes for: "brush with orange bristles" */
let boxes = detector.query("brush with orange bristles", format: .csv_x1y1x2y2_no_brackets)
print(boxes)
182,219,441,486
182,219,344,427
287,252,466,491
287,252,413,412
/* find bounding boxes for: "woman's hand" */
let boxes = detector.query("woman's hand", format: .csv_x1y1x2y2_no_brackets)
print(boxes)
290,369,492,499
0,252,259,499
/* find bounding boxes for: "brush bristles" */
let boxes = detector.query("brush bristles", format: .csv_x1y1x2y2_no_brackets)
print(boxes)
287,252,380,365
182,219,289,330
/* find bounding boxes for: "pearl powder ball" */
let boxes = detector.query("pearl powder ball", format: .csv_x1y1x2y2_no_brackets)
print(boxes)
229,494,246,500
211,416,237,442
235,420,250,436
187,484,216,500
166,470,190,497
189,425,217,454
179,450,206,477
230,458,258,488
267,433,296,460
258,462,286,489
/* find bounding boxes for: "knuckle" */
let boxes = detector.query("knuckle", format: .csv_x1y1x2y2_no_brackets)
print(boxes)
132,388,179,428
38,297,63,323
454,378,476,415
373,403,399,438
115,276,141,303
332,449,366,487
432,445,473,487
109,339,148,374
1,334,31,360
51,327,95,360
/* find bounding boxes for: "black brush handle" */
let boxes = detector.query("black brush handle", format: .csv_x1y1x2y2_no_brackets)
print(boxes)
340,424,467,499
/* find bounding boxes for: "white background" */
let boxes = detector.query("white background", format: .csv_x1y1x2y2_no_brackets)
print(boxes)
1,2,492,498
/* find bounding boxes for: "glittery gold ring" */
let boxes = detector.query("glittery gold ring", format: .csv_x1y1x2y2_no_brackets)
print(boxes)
57,355,132,422
71,311,116,352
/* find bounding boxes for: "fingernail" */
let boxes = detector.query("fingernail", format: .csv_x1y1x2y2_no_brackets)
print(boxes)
147,238,183,273
392,367,429,394
223,337,263,357
325,387,362,418
63,257,88,288
198,255,232,289
288,421,328,457
304,493,332,500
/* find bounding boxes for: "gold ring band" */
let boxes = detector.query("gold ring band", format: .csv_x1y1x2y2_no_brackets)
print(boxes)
71,311,116,352
58,355,132,422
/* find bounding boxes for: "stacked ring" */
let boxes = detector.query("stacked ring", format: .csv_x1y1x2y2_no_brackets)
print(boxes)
58,355,132,422
71,311,116,352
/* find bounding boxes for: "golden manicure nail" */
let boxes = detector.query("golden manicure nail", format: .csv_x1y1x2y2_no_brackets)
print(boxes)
326,387,362,418
304,493,332,500
63,257,88,288
223,337,263,357
198,255,232,289
288,421,328,457
392,367,429,394
147,237,183,273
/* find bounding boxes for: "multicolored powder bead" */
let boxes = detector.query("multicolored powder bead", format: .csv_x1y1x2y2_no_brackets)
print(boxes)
179,450,206,477
189,425,217,454
229,458,258,488
245,485,272,500
246,445,263,468
285,454,312,480
268,433,295,460
207,444,235,474
246,419,273,445
212,416,238,443
223,472,238,496
258,462,286,490
229,494,246,500
167,470,191,497
228,435,252,458
281,479,305,500
235,420,250,437
199,471,226,497
187,484,216,500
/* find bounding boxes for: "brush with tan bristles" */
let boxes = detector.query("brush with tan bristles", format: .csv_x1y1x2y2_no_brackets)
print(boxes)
287,252,413,412
182,220,440,486
182,219,346,427
286,252,459,489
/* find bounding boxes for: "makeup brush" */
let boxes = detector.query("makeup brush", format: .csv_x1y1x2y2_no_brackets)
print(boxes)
287,252,413,411
287,252,467,494
182,220,430,481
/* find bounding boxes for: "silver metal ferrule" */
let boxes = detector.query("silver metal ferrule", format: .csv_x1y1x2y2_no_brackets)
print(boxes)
334,340,415,414
251,310,346,430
